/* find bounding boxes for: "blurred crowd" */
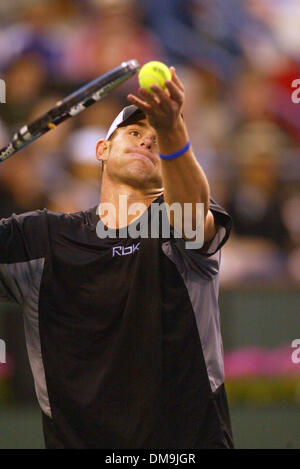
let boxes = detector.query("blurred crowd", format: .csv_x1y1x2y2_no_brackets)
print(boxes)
0,0,300,286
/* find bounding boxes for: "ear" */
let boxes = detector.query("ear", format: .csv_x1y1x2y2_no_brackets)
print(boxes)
96,139,110,162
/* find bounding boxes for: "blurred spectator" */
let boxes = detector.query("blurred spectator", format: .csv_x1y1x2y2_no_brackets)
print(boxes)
227,120,290,247
48,127,102,213
63,0,165,82
1,53,47,129
0,148,49,218
179,64,234,180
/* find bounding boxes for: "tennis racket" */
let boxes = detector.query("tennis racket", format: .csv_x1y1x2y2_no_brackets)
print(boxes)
0,59,140,163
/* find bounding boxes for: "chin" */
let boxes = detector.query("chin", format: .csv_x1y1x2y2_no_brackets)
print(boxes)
121,161,158,185
123,167,162,189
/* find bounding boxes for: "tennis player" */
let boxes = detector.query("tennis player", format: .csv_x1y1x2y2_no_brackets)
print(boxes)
0,67,234,449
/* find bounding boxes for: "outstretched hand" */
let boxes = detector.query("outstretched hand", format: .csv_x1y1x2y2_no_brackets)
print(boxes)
127,67,184,133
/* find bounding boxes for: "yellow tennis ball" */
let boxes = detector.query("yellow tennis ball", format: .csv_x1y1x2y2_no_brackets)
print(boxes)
138,61,171,93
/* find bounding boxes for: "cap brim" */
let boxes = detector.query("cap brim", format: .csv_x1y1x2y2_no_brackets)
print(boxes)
105,105,145,140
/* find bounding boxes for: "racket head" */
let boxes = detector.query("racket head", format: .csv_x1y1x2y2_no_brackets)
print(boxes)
0,60,140,162
59,59,140,116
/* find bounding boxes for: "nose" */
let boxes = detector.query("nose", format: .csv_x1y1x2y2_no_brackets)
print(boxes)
140,136,153,151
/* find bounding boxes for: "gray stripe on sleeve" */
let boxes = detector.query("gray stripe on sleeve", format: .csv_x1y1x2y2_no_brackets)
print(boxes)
0,258,52,417
162,241,225,392
23,258,52,417
0,260,38,304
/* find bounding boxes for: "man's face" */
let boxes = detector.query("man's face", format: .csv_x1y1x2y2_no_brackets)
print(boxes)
98,118,163,190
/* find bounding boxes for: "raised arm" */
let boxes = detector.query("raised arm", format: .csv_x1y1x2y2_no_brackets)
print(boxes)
128,67,217,246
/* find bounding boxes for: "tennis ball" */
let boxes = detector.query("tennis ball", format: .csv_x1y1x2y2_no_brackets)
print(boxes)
138,61,171,93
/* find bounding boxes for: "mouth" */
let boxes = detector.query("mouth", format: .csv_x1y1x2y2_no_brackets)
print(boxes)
127,148,157,166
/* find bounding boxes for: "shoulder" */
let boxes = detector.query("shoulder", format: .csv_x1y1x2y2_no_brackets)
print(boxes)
43,206,98,231
1,206,98,240
0,208,49,238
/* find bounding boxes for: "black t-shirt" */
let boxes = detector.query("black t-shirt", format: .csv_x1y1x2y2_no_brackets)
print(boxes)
0,196,233,449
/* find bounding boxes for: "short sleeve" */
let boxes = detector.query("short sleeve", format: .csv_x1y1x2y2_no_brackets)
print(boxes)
0,210,49,304
165,198,232,279
201,198,232,257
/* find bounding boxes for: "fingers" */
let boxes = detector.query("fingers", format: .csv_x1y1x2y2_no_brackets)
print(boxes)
151,65,184,106
128,87,170,114
149,85,172,109
127,67,184,114
127,86,162,113
165,80,184,105
170,66,184,91
139,88,160,107
127,93,152,113
150,80,183,109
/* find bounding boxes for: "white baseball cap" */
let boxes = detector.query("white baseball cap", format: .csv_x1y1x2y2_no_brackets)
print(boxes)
105,105,145,140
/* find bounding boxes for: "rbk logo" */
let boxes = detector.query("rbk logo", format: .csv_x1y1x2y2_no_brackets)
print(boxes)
112,243,140,257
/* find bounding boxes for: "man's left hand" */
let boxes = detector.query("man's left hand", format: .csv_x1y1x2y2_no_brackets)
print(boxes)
127,66,184,133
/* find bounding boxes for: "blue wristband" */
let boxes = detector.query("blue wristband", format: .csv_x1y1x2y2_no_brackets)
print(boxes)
159,141,191,160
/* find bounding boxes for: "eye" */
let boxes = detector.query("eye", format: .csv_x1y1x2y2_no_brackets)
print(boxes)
129,130,141,137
